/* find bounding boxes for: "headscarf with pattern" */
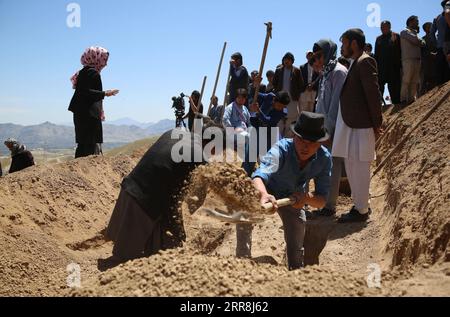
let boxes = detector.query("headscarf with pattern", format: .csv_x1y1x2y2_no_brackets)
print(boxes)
71,46,109,89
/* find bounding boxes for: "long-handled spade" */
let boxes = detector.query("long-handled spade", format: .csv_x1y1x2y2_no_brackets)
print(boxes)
200,198,295,224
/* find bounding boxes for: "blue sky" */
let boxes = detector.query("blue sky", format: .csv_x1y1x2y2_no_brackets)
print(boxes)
0,0,437,125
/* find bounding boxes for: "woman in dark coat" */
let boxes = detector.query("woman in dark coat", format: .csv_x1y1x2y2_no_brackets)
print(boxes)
4,139,35,174
69,46,119,158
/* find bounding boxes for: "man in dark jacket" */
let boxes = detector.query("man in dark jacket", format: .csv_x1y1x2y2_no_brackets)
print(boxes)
299,51,320,113
375,20,402,105
421,22,438,94
184,90,204,132
103,120,226,269
334,29,382,223
4,139,35,174
228,52,250,104
272,52,305,137
266,70,275,93
431,0,450,84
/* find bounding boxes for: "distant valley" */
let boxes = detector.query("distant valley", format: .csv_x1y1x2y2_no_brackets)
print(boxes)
0,119,175,151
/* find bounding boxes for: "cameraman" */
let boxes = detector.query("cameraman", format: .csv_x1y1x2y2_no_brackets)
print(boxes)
183,90,204,131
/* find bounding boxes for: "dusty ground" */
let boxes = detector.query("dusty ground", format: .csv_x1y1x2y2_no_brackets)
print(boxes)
0,83,449,297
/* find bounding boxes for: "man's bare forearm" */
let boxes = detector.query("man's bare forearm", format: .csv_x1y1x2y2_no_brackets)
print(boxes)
253,177,268,195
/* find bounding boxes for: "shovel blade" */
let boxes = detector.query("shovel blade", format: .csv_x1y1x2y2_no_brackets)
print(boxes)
200,208,264,224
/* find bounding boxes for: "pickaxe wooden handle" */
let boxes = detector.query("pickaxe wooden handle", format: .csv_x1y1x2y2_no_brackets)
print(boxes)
252,22,273,104
262,197,296,213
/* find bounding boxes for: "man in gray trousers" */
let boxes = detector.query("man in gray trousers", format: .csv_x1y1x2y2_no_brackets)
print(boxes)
250,112,332,270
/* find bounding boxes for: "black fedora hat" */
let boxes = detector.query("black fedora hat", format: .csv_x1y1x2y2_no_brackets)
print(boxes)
291,112,330,142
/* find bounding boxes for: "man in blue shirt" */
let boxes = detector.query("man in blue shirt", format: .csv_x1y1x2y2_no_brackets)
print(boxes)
250,89,291,152
251,112,332,270
223,89,251,132
241,88,291,176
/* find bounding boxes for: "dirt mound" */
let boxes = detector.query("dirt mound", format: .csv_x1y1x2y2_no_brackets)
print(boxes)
374,83,450,269
183,162,261,216
69,248,372,297
0,155,139,296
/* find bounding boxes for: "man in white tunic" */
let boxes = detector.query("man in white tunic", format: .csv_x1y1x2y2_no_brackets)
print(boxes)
333,29,383,223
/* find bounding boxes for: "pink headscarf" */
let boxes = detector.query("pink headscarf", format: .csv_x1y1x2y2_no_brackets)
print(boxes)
71,46,109,89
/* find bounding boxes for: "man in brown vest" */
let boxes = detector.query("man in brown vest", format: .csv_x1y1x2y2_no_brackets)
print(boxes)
332,29,383,223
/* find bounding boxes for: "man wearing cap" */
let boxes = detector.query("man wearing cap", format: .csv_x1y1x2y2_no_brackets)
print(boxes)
228,53,250,104
273,52,304,138
334,29,382,223
252,112,332,270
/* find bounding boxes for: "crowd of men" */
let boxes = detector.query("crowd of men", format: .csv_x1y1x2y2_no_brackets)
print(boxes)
206,1,450,122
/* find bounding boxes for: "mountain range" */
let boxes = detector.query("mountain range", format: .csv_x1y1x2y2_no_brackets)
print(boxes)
0,119,175,151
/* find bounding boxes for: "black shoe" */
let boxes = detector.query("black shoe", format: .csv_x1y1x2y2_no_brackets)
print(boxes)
338,207,370,223
315,208,337,217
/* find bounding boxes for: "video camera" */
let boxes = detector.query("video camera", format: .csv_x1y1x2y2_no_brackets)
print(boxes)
172,93,186,128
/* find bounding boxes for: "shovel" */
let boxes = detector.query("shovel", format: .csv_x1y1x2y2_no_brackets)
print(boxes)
200,198,296,224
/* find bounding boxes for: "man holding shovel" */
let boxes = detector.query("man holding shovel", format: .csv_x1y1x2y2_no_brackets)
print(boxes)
251,112,332,270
